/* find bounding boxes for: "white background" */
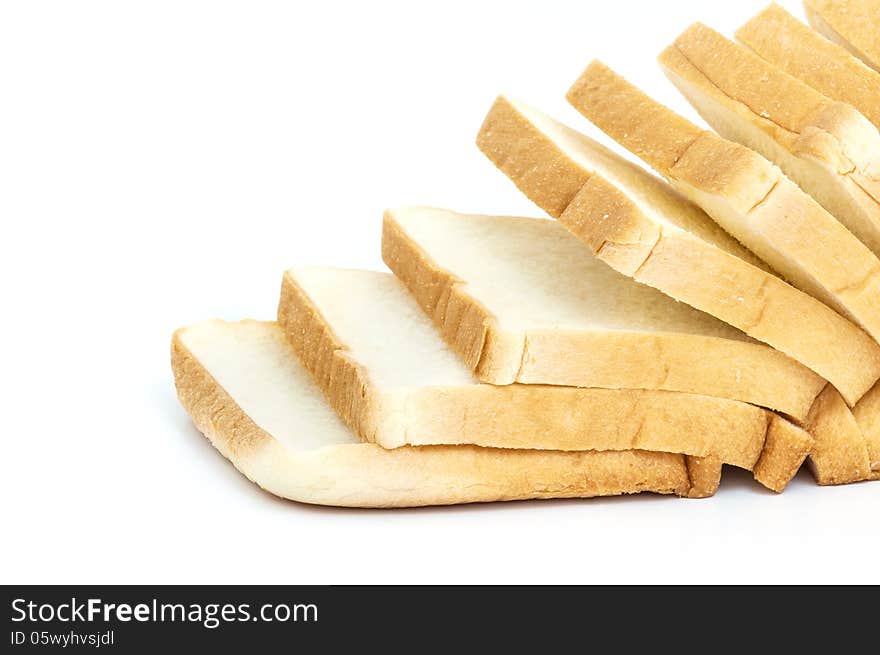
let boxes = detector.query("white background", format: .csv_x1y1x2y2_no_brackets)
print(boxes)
2,0,878,585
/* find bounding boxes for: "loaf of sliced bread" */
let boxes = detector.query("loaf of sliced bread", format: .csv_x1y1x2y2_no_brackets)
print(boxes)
569,61,880,351
172,320,713,505
660,22,880,258
738,3,880,131
276,266,811,490
382,205,824,419
805,0,880,71
476,95,880,405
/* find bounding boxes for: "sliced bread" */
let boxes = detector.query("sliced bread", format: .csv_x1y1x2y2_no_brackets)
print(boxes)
568,61,880,352
382,205,825,419
476,95,880,405
737,3,880,130
276,266,812,490
172,320,708,506
805,0,880,71
660,22,880,258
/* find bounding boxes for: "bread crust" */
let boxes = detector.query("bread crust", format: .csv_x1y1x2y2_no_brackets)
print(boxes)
660,22,880,258
477,94,880,405
382,206,825,420
276,269,811,490
754,416,816,492
172,321,703,506
805,384,875,484
805,0,880,71
276,270,392,446
737,4,880,131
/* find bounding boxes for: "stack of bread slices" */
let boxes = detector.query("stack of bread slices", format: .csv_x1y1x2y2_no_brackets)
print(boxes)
172,0,880,507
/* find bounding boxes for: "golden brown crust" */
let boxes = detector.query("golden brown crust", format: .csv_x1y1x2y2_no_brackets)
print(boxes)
172,322,699,506
805,384,874,484
805,0,880,71
737,3,880,131
383,206,826,420
476,97,592,218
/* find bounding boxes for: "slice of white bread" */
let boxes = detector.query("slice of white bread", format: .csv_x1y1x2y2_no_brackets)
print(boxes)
476,95,880,405
276,266,812,490
738,3,880,131
805,0,880,71
382,205,825,419
660,22,880,258
172,320,713,506
568,61,880,353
